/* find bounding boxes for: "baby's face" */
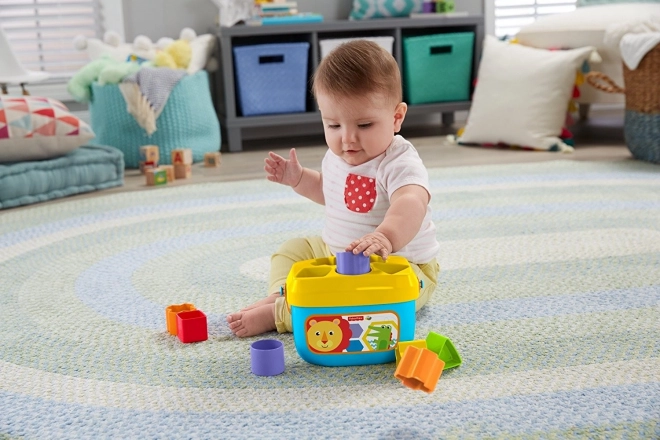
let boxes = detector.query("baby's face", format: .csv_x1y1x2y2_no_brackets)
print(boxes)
317,91,406,166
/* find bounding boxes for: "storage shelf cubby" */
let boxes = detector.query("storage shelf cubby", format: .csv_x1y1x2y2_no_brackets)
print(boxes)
212,15,484,152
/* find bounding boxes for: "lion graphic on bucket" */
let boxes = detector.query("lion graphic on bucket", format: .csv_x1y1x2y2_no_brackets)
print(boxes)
305,316,351,353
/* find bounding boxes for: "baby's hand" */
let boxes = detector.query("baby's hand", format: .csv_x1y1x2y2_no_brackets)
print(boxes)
346,232,393,260
264,148,304,187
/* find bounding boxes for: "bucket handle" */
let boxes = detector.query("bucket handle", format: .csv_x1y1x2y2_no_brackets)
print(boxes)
585,71,625,94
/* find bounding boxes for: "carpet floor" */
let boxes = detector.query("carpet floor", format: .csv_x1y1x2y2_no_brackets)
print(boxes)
1,159,658,439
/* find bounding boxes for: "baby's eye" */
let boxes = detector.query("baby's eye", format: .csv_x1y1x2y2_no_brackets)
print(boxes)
358,123,372,128
327,124,340,129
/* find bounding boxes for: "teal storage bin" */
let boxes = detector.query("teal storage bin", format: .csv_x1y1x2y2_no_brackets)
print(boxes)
89,71,221,169
403,32,475,104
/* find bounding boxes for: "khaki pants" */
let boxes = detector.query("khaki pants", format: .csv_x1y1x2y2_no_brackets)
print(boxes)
270,236,440,333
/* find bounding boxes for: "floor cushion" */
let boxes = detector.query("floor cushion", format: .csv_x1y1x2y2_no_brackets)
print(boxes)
0,144,124,209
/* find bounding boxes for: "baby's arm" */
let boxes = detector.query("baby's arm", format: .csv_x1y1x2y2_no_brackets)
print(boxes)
347,184,429,260
264,148,324,205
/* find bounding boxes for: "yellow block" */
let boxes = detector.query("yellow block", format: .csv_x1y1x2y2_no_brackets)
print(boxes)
395,340,428,365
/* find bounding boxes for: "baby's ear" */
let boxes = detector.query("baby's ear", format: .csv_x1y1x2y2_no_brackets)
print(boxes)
393,102,407,132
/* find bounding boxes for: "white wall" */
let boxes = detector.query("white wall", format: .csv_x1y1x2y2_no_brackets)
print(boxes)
120,0,483,40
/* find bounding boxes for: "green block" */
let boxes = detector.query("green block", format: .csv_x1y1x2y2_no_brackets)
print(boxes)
154,169,167,185
425,331,462,369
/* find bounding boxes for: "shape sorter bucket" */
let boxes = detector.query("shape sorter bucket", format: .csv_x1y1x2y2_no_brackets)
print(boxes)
285,254,420,367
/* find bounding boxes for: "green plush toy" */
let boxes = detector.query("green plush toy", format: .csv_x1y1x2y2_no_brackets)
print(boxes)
67,56,143,103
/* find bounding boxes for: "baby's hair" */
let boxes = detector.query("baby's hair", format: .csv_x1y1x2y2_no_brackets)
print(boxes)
312,39,402,106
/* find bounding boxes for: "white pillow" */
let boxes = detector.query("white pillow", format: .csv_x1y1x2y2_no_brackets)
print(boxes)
457,36,596,152
0,96,95,162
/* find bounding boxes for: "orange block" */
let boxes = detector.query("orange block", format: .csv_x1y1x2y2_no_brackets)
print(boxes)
165,303,196,335
395,339,427,365
394,346,445,393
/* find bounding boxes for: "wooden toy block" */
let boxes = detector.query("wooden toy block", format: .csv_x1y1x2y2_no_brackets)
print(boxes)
176,310,208,343
160,164,175,182
204,152,222,167
140,145,160,163
145,167,168,186
174,163,192,179
139,160,157,174
165,303,196,335
171,148,193,165
394,346,445,393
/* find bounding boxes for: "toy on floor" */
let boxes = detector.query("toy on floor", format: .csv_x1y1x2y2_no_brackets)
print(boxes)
393,331,461,393
250,339,285,376
394,346,445,393
284,252,422,367
145,168,167,186
143,147,193,186
172,148,193,179
139,145,159,173
204,152,222,167
165,303,208,343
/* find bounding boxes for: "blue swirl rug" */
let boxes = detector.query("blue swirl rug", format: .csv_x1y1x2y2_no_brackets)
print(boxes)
1,160,658,439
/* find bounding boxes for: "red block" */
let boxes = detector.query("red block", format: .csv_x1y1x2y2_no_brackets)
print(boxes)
176,310,208,343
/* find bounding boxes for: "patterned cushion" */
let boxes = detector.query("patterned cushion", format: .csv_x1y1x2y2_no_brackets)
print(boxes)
0,96,95,163
349,0,422,20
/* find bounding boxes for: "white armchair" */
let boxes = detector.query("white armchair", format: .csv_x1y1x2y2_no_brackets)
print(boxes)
516,3,660,118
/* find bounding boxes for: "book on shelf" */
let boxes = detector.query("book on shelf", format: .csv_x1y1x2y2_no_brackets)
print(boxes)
409,11,469,18
246,12,323,26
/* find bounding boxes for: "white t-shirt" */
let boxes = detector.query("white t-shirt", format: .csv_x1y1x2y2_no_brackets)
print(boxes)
321,135,440,264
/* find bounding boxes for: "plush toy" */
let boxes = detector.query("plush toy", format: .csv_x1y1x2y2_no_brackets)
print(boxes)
154,39,192,70
73,28,217,74
73,31,157,63
67,56,142,103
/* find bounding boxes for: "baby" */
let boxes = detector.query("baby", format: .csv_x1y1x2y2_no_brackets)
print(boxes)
227,40,440,337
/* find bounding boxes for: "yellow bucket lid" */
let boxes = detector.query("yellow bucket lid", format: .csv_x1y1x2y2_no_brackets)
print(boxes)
285,255,420,308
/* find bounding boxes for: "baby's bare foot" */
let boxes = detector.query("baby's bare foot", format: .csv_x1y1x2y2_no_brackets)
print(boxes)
240,293,280,312
226,303,276,337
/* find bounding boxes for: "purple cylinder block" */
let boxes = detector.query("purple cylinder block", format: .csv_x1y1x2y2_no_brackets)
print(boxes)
336,251,371,275
250,339,285,376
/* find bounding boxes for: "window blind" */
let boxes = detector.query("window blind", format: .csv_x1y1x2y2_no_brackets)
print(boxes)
495,0,576,38
0,0,102,81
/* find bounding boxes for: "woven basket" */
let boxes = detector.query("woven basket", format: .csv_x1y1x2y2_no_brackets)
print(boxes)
89,71,221,168
586,44,660,164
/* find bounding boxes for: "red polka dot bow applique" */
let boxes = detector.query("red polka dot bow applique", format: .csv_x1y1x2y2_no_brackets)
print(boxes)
344,174,377,213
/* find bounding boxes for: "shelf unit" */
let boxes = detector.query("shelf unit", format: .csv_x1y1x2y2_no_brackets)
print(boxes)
212,15,485,152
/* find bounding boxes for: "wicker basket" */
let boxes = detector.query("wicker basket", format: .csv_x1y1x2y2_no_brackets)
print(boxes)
586,44,660,164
